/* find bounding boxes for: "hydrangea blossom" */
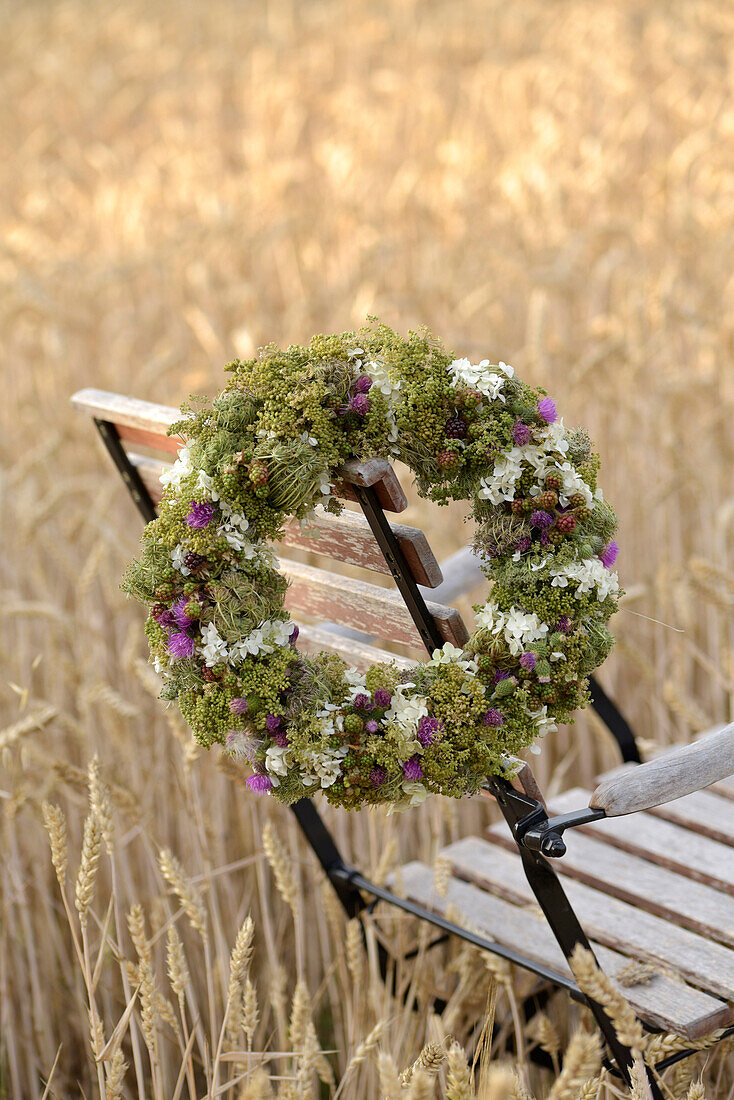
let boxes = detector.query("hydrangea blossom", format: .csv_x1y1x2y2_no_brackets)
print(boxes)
475,600,550,656
550,558,620,601
448,358,513,402
159,446,193,489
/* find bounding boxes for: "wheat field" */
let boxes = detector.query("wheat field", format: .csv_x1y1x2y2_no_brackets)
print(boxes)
3,0,734,1096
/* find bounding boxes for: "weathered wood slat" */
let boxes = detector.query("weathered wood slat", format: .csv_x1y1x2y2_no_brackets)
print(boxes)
71,387,181,434
280,558,469,650
281,507,442,587
595,763,734,847
336,458,408,513
444,836,734,1001
73,389,408,511
398,862,731,1039
297,624,415,671
550,788,734,895
590,723,734,816
487,820,734,946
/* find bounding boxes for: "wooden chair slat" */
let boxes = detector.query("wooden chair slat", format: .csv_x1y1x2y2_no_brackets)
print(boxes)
279,558,469,650
282,507,443,588
444,836,734,1002
550,788,734,895
597,762,734,845
334,459,407,512
487,820,734,947
398,862,731,1040
296,624,415,672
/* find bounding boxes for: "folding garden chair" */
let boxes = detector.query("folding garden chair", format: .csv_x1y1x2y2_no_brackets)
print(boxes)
72,386,734,1097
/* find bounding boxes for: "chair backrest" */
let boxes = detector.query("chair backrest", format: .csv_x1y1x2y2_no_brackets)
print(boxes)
71,387,470,671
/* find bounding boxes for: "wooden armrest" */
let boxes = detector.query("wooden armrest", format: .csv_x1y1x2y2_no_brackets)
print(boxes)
590,723,734,817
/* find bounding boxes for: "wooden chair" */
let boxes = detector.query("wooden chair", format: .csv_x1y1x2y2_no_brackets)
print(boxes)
72,387,734,1096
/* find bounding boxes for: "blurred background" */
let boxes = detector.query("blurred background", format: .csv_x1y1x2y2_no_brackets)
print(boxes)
3,0,734,1095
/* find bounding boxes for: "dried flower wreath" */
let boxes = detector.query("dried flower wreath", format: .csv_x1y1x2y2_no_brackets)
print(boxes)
123,321,620,812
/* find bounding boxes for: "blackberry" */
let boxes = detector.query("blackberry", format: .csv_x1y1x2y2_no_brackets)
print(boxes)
184,551,207,573
556,513,577,534
510,499,525,515
437,449,458,469
202,667,218,682
536,490,558,510
545,473,562,492
568,492,586,508
444,415,467,439
248,460,269,486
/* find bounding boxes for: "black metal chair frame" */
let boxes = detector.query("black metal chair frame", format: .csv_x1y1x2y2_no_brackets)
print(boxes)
95,416,730,1095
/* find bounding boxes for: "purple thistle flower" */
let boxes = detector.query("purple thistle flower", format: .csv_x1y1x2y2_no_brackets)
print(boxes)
229,697,249,715
519,652,537,671
154,607,177,630
493,669,510,684
354,374,373,393
348,393,370,417
272,730,289,748
370,766,387,787
537,396,558,424
172,596,193,632
403,756,424,781
168,631,197,660
186,501,216,529
599,541,619,569
265,714,282,733
417,716,442,746
530,510,554,530
246,773,273,794
374,688,392,708
483,708,504,727
515,536,532,554
365,719,380,734
289,623,300,647
512,421,531,446
540,530,551,546
555,616,573,634
353,693,372,710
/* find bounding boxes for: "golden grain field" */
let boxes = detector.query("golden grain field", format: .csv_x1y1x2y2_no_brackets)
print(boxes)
3,0,734,1096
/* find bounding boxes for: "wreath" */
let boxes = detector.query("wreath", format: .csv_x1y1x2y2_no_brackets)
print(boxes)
123,321,620,812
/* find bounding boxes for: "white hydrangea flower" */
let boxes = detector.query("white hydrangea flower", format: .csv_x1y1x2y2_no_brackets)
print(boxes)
196,470,216,495
478,450,524,505
430,642,464,664
475,600,549,657
429,642,478,674
550,558,619,601
299,431,319,447
448,358,507,402
264,745,290,787
344,667,367,693
171,544,191,576
160,446,192,489
200,622,229,667
385,685,429,734
387,781,428,814
364,356,401,403
300,743,348,789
